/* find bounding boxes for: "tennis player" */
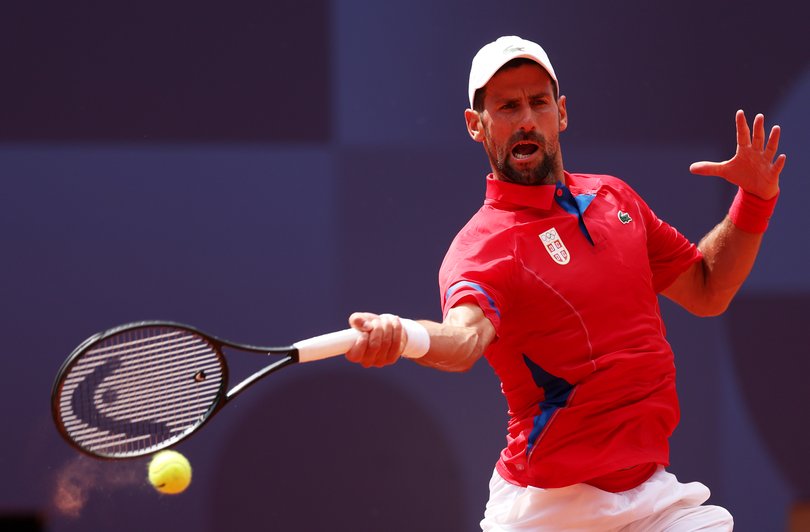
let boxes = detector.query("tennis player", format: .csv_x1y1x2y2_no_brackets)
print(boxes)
346,36,784,531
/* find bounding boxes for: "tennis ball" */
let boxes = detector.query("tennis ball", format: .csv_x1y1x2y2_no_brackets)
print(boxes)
148,450,192,495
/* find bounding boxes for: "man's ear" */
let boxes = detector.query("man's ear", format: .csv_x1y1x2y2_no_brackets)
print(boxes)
558,95,568,132
465,109,485,142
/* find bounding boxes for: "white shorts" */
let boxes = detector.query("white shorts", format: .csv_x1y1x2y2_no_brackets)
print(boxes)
480,467,733,531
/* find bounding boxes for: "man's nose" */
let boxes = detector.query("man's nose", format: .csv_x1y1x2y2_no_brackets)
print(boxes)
516,104,536,131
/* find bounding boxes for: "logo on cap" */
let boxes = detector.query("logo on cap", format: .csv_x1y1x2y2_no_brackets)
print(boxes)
539,227,570,265
504,45,525,54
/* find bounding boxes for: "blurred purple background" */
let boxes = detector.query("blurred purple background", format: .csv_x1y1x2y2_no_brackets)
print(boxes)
1,1,808,530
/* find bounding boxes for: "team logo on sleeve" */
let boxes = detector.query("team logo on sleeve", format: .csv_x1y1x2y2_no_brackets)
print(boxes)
539,228,570,265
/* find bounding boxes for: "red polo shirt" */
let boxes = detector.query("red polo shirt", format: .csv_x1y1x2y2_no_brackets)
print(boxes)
439,172,702,491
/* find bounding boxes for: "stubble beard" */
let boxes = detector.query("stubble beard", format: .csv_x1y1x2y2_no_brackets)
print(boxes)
485,130,560,186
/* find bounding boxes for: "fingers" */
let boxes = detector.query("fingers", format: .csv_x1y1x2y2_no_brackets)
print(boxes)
689,160,726,176
773,153,787,176
365,313,400,361
751,113,765,151
349,312,375,331
735,109,751,148
764,125,782,162
345,312,404,368
739,110,783,164
692,110,785,195
742,111,786,175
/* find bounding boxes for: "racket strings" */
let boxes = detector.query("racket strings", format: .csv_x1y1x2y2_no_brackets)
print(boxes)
57,327,225,458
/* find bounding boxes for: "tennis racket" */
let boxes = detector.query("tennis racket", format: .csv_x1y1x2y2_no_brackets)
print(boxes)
51,319,429,459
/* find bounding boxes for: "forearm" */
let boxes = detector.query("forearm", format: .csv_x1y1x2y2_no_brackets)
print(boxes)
412,319,491,372
666,188,776,316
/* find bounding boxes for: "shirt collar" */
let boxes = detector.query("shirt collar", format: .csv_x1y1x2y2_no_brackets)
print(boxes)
484,172,603,210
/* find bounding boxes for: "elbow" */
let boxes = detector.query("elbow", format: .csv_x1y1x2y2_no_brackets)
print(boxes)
450,358,479,373
690,305,727,318
681,271,739,317
413,343,484,373
687,295,732,317
413,356,478,373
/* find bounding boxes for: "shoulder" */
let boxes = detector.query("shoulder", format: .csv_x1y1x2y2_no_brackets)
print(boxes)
568,172,649,208
440,207,518,280
447,205,517,252
568,172,635,192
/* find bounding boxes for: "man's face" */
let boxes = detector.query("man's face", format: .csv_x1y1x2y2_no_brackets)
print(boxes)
468,63,567,186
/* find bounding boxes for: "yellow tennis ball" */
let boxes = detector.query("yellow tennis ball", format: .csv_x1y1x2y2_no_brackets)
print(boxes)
148,450,192,495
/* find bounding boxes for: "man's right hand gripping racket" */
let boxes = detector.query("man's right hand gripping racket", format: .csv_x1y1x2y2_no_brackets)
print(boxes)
51,319,429,459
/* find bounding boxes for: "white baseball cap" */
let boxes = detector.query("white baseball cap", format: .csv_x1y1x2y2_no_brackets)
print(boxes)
468,36,558,108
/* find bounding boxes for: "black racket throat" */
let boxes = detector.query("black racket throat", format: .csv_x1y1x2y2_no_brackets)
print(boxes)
223,354,296,401
51,321,300,459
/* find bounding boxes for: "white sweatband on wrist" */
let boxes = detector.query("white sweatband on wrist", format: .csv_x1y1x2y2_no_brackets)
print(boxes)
400,318,430,359
379,314,430,359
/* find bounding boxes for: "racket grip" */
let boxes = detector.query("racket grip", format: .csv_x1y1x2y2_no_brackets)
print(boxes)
293,318,430,363
294,329,360,362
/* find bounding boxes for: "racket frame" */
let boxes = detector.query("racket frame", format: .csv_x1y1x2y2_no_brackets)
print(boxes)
51,320,299,459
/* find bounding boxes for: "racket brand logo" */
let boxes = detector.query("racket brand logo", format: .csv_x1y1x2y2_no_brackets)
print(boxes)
70,355,170,439
539,227,570,265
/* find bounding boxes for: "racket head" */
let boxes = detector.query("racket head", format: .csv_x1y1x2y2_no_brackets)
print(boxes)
51,321,229,459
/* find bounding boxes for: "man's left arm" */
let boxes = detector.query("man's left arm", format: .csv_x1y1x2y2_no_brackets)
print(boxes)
662,110,786,316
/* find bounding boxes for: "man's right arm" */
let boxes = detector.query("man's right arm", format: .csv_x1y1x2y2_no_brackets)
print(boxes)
413,302,496,372
345,302,496,372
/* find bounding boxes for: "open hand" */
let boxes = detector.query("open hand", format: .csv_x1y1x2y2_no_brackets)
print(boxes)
689,110,785,200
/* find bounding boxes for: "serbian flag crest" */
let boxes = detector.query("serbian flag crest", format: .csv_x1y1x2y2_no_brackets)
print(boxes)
539,227,570,265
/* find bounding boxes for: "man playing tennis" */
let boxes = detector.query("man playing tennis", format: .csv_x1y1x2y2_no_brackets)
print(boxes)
345,36,784,531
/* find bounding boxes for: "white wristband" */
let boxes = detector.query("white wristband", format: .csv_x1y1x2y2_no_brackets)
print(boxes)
379,314,430,359
400,318,430,359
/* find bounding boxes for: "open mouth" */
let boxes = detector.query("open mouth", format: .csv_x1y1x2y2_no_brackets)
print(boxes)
511,141,540,160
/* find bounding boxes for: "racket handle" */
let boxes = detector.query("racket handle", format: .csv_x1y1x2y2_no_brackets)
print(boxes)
293,318,430,363
294,328,360,362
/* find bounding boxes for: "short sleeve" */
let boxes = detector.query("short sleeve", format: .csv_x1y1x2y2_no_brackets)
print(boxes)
639,200,703,293
438,221,514,333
